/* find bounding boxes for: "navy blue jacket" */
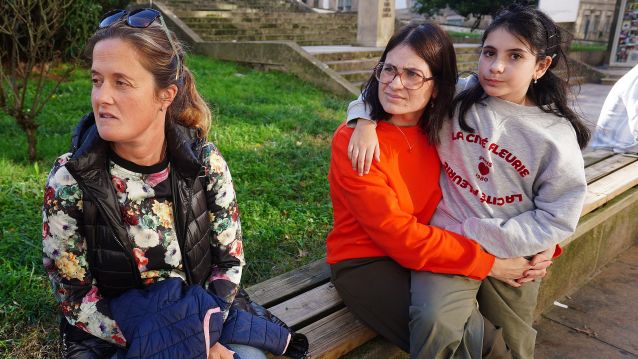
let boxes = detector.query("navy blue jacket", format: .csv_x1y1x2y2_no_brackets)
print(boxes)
110,278,290,358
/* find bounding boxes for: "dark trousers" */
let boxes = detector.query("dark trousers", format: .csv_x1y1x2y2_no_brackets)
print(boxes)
331,257,511,358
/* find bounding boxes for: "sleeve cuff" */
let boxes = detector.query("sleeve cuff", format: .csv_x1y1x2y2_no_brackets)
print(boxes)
472,251,495,280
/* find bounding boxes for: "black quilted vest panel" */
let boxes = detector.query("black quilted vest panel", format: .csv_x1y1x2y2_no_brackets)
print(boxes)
65,113,212,298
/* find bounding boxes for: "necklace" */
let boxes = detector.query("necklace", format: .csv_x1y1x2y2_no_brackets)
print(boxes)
391,123,414,152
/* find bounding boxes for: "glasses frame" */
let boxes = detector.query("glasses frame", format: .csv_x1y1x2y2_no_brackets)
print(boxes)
99,8,181,81
374,62,434,90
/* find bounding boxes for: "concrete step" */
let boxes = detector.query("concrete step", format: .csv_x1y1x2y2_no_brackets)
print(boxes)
178,11,356,20
325,58,379,72
172,4,237,13
601,76,621,85
456,52,479,62
193,26,356,36
313,50,385,62
454,44,481,54
458,62,477,73
350,81,366,89
339,69,373,82
169,0,305,12
198,31,355,39
186,21,356,31
199,34,355,45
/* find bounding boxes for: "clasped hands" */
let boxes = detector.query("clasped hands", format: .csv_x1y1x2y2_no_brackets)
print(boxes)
489,246,554,288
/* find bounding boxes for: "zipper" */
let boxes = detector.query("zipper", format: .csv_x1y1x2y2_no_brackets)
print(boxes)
171,169,195,285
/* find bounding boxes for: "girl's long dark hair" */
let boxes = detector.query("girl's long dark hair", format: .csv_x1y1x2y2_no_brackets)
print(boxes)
361,22,458,145
454,4,591,149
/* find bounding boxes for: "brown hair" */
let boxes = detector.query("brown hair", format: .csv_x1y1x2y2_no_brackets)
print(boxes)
86,18,211,137
361,22,458,145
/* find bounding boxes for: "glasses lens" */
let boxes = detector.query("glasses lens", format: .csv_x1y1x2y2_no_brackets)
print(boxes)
127,9,160,28
99,9,126,29
402,70,423,89
375,63,396,84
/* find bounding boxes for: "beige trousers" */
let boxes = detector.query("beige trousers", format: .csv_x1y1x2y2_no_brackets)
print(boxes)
410,272,540,359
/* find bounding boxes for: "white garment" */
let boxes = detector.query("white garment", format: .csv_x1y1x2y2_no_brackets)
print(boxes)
592,64,638,153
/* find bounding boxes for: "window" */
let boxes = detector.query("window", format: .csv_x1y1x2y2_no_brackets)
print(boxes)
338,0,352,11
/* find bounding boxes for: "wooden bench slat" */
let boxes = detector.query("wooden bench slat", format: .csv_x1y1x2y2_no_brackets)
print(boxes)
268,281,343,328
585,154,638,184
297,307,377,359
582,161,638,216
245,258,331,307
583,149,615,167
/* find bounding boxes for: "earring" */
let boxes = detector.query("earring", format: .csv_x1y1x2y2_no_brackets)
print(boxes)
534,77,538,84
431,101,435,108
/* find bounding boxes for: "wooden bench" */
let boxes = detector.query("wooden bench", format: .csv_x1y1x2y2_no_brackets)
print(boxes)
244,149,638,359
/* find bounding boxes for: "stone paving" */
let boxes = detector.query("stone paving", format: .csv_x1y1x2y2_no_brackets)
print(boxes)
535,245,638,358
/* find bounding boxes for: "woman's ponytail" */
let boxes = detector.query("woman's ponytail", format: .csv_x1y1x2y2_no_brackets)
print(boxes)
167,66,211,138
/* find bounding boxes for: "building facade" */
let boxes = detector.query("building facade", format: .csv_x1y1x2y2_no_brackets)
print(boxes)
574,0,617,41
301,0,412,11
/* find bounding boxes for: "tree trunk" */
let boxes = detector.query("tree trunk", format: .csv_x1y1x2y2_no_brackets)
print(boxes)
25,124,37,163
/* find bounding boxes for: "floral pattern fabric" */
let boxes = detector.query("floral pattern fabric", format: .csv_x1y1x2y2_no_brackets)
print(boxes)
42,143,244,346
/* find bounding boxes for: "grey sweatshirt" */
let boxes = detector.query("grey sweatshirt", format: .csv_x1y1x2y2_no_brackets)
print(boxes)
347,77,587,258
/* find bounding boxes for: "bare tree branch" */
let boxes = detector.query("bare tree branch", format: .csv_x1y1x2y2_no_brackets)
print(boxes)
1,0,85,161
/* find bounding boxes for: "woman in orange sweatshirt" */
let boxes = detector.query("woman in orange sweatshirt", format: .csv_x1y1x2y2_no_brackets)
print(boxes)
326,23,544,356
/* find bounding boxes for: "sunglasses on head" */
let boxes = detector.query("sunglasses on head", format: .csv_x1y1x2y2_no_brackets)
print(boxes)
99,8,181,81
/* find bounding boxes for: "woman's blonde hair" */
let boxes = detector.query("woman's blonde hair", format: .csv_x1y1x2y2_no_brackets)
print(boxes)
86,17,211,137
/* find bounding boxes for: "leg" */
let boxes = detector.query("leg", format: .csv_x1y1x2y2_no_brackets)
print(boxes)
331,257,410,352
409,271,483,359
225,344,268,359
478,277,541,359
482,316,512,359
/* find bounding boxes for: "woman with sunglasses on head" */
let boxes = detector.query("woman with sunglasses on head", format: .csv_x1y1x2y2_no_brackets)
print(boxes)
327,22,532,358
42,9,307,359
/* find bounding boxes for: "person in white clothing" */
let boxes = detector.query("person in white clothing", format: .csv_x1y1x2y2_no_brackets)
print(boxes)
591,64,638,153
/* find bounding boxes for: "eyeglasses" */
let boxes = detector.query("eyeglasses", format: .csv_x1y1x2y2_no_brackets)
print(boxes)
99,8,181,81
374,62,434,90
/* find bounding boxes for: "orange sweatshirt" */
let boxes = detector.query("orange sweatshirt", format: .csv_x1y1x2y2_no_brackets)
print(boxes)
326,122,495,280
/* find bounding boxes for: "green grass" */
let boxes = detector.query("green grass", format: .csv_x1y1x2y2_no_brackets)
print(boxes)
0,55,347,357
447,30,482,39
570,42,608,52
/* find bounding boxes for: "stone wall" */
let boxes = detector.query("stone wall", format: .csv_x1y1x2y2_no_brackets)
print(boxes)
535,186,638,317
165,0,357,45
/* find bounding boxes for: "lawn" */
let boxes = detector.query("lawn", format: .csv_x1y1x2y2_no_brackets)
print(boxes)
570,41,608,52
0,55,348,357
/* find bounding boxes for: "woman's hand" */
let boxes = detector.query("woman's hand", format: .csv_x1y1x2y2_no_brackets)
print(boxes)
347,119,380,176
516,246,554,284
208,342,235,359
489,257,531,288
